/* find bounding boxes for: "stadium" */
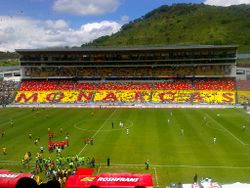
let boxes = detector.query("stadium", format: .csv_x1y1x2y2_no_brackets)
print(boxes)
0,45,250,188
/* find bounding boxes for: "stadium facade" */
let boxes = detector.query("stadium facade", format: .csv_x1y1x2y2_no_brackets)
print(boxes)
13,45,250,106
17,45,237,79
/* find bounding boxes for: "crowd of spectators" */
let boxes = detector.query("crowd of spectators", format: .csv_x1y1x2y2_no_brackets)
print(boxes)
0,80,19,106
19,79,235,91
154,80,192,90
236,80,250,105
24,66,230,78
193,79,235,91
15,79,236,104
236,80,250,90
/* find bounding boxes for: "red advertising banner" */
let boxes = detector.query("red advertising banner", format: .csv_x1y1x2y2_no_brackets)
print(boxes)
66,168,153,188
0,170,33,188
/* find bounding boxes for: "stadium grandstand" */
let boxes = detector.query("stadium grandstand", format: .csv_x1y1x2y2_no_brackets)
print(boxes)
0,66,20,107
13,45,241,107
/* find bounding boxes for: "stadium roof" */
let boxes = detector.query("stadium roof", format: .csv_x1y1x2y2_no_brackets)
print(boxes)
16,45,238,53
0,66,20,72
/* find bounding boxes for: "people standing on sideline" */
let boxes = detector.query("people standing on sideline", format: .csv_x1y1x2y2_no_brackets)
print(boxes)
1,130,5,137
193,173,198,183
145,160,149,170
2,147,6,155
107,157,110,166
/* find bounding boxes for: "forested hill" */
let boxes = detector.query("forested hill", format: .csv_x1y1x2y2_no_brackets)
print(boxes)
0,51,19,60
84,4,250,53
0,52,19,66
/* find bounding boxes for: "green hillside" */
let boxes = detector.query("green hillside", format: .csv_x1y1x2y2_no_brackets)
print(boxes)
84,4,250,53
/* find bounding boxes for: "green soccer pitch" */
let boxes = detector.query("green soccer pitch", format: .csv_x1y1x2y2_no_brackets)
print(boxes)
0,107,250,187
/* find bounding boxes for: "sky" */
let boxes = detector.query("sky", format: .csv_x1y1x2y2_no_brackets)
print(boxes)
1,0,250,52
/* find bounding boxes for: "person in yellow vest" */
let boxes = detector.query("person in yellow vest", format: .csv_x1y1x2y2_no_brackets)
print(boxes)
34,175,40,184
2,147,7,155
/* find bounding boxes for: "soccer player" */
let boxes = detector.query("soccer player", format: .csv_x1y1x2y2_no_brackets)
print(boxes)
213,137,216,144
181,129,184,135
168,119,170,124
112,122,114,128
34,139,38,145
242,125,246,131
10,119,14,128
119,121,123,128
40,146,44,153
126,128,129,135
28,133,32,139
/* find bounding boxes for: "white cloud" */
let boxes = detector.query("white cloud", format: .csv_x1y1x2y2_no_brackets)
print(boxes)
204,0,250,6
45,19,69,31
121,15,129,23
0,16,121,52
53,0,120,15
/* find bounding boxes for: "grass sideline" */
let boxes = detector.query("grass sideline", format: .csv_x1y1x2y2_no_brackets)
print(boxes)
0,108,250,187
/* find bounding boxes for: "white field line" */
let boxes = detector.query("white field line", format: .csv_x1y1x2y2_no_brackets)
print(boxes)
74,119,133,132
97,165,101,175
205,113,249,146
204,121,225,132
1,160,250,170
96,163,250,170
154,167,160,187
77,109,117,156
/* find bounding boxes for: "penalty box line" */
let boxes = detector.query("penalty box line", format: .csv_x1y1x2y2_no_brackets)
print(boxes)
77,109,117,157
205,113,250,146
